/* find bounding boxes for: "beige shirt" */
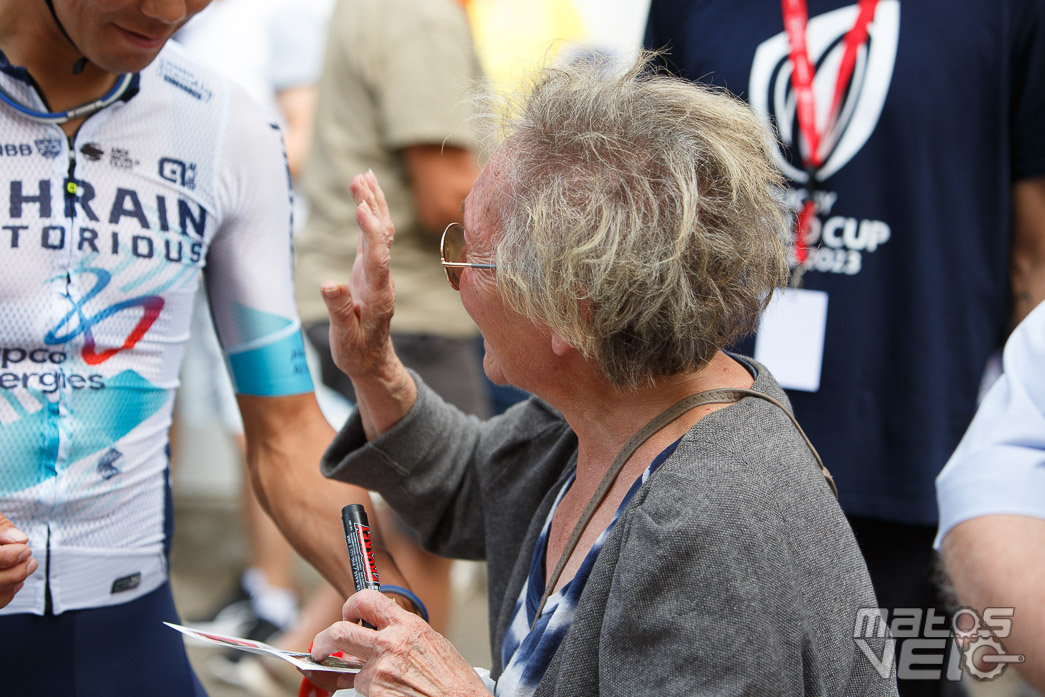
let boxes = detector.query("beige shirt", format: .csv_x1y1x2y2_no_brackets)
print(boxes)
295,0,484,337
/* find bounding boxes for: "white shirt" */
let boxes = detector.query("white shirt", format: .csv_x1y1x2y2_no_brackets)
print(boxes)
934,300,1045,548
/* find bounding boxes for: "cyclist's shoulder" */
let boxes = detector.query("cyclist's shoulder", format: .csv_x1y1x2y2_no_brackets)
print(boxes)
139,43,269,130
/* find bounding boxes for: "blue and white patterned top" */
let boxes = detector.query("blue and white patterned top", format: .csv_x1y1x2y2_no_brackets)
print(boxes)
495,438,683,697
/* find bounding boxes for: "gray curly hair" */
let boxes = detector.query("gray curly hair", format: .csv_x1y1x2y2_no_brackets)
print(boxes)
481,53,790,390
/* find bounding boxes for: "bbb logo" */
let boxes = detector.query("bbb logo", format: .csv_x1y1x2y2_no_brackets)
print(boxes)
0,143,34,157
159,157,197,190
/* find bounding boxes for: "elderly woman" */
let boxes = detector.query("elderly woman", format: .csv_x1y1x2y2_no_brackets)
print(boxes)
306,57,897,696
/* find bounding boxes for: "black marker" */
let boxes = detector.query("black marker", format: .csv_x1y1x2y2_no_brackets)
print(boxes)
342,504,380,628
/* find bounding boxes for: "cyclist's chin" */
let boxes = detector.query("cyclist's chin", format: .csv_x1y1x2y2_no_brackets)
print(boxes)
83,29,171,75
90,48,163,75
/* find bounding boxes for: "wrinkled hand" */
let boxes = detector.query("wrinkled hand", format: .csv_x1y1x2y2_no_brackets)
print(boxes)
0,513,37,608
304,590,489,696
323,171,398,382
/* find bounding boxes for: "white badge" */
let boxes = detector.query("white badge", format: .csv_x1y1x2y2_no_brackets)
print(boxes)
753,288,829,392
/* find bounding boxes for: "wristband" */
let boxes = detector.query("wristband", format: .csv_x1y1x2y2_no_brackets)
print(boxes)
381,584,429,623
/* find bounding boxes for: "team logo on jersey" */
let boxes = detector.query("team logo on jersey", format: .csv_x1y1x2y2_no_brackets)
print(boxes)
110,147,139,170
156,57,213,102
80,143,105,161
34,138,63,159
97,448,124,480
159,157,197,190
748,0,899,183
44,267,165,365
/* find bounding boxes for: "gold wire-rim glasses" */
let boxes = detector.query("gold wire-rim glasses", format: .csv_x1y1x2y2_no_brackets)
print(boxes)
440,222,497,291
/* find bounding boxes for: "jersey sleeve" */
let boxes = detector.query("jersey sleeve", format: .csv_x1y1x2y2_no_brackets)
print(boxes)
935,301,1045,547
203,87,314,397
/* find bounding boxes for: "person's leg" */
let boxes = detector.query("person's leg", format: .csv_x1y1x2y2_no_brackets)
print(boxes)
304,325,493,417
1,584,208,696
275,581,347,651
850,516,952,697
391,334,491,420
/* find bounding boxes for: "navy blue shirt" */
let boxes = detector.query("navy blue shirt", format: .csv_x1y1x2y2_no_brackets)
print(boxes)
645,0,1045,524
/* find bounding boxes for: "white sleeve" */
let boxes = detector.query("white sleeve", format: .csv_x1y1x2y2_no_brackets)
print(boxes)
935,300,1045,547
203,86,314,396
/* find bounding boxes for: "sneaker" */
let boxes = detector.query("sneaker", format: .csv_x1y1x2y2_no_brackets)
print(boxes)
186,582,257,638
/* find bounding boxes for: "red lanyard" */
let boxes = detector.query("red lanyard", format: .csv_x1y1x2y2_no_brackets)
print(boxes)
782,0,879,263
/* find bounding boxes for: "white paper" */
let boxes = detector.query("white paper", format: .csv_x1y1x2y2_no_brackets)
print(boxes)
754,288,829,392
165,621,361,673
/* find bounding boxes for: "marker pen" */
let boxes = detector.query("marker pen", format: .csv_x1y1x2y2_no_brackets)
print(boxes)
342,504,380,628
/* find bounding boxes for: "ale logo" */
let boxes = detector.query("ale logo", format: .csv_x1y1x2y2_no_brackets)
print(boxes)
748,0,900,183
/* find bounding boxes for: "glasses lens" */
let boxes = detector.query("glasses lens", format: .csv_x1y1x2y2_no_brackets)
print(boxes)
443,223,466,263
445,266,462,290
442,223,466,290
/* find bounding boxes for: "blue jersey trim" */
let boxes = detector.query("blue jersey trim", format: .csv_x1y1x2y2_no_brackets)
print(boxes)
228,330,313,396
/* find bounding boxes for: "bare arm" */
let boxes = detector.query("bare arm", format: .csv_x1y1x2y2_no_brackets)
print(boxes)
238,392,409,598
402,144,479,236
941,515,1045,691
1010,176,1045,327
276,84,319,181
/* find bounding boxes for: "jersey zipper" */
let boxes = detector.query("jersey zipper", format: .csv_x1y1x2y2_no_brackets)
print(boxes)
41,134,77,614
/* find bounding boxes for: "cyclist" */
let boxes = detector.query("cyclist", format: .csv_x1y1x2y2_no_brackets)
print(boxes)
0,1,401,692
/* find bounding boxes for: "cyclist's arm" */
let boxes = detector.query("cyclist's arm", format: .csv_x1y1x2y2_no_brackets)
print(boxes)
237,393,406,598
203,88,408,597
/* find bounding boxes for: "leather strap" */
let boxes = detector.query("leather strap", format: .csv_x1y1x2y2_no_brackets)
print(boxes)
532,387,835,625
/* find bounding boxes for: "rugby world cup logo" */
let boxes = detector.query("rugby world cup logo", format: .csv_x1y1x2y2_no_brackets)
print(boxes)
748,0,899,184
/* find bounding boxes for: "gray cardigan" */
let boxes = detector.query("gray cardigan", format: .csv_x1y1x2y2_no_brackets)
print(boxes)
322,361,898,696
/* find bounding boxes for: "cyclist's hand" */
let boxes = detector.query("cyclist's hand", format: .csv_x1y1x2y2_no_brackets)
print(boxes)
0,513,36,609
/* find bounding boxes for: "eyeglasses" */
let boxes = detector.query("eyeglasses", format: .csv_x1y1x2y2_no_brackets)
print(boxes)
440,222,496,291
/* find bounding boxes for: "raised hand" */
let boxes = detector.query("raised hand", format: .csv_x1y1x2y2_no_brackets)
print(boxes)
323,170,397,382
322,171,417,439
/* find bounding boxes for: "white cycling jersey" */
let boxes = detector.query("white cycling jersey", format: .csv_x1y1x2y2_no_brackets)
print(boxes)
0,43,313,616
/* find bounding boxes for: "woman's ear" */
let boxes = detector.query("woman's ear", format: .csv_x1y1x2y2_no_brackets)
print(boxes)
550,331,574,357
